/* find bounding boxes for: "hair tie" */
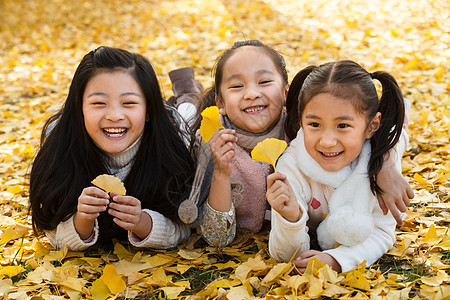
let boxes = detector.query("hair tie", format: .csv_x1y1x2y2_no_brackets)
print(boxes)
369,72,375,79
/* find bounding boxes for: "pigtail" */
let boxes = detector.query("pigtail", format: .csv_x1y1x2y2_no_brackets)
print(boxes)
368,71,405,195
285,65,317,141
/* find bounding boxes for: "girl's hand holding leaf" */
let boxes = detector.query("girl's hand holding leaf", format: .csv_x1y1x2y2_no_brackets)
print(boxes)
108,193,152,239
266,172,301,223
209,129,237,177
75,186,110,239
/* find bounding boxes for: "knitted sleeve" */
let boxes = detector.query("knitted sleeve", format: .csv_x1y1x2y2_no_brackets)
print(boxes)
128,209,191,249
45,215,99,251
268,145,312,262
199,202,236,248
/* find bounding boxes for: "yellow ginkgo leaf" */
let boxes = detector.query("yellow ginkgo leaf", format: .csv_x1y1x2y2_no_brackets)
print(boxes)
178,249,202,260
414,173,431,185
114,241,133,259
343,269,371,291
199,106,224,142
160,286,186,299
0,227,19,245
91,174,126,195
100,265,126,295
251,138,287,170
0,266,25,278
422,224,440,244
261,262,292,284
91,278,110,300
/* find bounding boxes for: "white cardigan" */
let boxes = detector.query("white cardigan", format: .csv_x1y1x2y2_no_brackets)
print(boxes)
269,130,408,272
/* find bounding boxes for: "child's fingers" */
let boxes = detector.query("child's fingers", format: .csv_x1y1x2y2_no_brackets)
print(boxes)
210,136,236,155
267,176,289,202
386,201,404,226
296,249,319,259
266,172,286,188
211,142,235,159
78,201,107,214
109,196,141,213
267,183,289,205
293,257,309,273
406,186,414,201
78,188,109,214
108,208,137,221
110,194,139,205
210,140,236,174
109,209,141,232
112,217,136,231
211,129,236,143
78,195,109,206
376,197,388,215
210,130,237,151
109,196,141,220
82,186,109,199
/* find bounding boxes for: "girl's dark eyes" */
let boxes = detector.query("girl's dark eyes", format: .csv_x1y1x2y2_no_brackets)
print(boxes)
309,122,320,127
230,85,243,89
260,80,272,84
92,101,106,105
338,123,349,128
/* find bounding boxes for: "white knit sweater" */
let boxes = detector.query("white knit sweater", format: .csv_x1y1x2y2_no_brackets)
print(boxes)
269,130,408,272
45,134,191,251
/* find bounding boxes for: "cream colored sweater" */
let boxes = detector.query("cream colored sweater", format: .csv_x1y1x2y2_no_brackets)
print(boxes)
45,133,190,251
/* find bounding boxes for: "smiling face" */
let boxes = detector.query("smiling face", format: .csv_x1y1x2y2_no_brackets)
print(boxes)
82,70,147,154
216,46,288,133
301,93,380,172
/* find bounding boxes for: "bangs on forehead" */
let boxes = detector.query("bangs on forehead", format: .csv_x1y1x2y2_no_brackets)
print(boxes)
326,83,369,116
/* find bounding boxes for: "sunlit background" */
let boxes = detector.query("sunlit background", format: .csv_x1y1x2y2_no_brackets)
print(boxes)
0,0,448,297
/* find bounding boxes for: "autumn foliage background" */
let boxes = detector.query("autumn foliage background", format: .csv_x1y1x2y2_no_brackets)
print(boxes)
0,0,449,299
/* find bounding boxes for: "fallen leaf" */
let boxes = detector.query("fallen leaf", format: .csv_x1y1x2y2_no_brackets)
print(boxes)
160,286,186,299
178,249,202,260
91,278,110,300
0,266,25,278
100,264,126,295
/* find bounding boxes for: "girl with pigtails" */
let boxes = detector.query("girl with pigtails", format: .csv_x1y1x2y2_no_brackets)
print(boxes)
267,60,411,272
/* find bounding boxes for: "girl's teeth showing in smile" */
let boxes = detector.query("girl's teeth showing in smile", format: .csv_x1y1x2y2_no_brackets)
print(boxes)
320,151,343,159
103,128,127,138
244,106,265,113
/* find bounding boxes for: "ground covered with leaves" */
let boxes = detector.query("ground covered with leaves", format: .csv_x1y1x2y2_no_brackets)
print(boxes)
0,0,449,299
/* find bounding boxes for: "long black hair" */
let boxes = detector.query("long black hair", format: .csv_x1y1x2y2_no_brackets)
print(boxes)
29,46,195,242
285,60,405,195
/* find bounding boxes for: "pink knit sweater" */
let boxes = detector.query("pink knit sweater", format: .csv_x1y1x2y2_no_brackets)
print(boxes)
231,145,271,233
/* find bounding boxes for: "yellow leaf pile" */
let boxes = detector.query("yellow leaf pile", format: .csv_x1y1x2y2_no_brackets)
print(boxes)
0,0,448,298
251,138,287,170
